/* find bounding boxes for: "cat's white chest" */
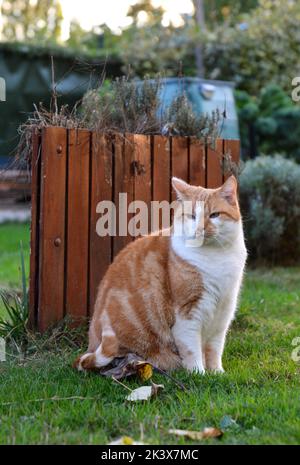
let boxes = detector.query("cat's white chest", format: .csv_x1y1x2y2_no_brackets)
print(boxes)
171,233,246,336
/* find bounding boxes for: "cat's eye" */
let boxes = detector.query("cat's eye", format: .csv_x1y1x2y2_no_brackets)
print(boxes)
210,212,220,219
191,214,196,220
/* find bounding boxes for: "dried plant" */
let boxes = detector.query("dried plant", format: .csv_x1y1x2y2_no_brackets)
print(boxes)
164,93,221,142
82,75,164,134
16,72,224,167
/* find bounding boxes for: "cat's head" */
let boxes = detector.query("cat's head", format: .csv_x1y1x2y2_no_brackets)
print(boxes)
172,176,242,247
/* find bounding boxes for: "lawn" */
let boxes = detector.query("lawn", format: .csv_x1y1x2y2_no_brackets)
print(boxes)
0,222,30,288
0,222,30,318
0,223,300,445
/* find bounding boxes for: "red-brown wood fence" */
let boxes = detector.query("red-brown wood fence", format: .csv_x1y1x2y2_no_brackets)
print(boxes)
29,127,239,332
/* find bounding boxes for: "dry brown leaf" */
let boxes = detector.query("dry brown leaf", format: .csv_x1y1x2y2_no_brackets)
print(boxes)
151,381,164,396
168,427,223,440
99,353,153,381
136,362,153,381
126,383,164,402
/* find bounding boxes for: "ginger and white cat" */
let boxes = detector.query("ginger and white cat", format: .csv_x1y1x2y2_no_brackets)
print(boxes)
75,175,247,373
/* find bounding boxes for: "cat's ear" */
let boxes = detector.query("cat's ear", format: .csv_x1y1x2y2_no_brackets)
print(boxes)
172,177,191,200
220,175,237,205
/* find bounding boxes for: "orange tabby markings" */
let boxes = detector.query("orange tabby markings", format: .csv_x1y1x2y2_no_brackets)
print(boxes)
75,176,247,373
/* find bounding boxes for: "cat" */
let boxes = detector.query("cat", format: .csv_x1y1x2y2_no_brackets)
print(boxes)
74,175,247,373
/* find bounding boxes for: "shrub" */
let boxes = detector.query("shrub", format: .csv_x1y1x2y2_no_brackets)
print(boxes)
236,85,300,161
204,0,300,95
239,155,300,264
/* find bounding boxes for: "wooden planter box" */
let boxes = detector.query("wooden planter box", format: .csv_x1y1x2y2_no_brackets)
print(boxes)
29,127,239,332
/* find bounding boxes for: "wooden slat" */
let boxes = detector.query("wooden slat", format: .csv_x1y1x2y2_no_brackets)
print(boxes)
132,134,151,237
171,136,189,201
29,130,41,329
189,137,206,187
224,139,240,180
113,133,134,258
65,129,90,323
89,133,113,314
206,139,223,188
38,127,67,332
152,135,171,232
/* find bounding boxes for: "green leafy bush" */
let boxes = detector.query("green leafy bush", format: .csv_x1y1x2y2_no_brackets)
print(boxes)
204,0,300,95
236,85,300,161
239,155,300,264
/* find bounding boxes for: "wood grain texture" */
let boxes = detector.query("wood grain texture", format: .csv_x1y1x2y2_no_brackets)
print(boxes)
65,129,90,322
152,135,171,231
38,127,67,332
189,137,206,188
29,130,41,329
171,137,189,201
206,139,224,188
113,133,134,258
89,133,113,314
132,134,151,237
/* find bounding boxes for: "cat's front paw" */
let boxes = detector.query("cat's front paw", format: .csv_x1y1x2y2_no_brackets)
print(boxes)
192,366,206,375
183,359,205,375
207,366,225,374
215,367,225,374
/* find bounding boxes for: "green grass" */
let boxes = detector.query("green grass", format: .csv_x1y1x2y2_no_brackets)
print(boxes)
0,223,300,444
0,222,30,318
0,222,30,288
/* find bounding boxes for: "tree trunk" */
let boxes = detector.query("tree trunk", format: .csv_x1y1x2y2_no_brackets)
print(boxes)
193,0,206,78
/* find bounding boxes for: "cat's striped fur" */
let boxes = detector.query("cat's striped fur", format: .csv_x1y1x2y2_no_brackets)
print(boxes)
74,175,247,373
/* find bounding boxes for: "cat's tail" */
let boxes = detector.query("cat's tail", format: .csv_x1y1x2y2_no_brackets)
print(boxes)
73,352,97,371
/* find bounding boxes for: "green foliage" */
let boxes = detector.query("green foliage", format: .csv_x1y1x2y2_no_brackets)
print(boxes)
236,85,300,161
204,0,300,94
114,0,259,78
0,0,63,44
116,0,195,76
0,242,29,344
203,0,258,26
0,223,30,290
240,155,300,264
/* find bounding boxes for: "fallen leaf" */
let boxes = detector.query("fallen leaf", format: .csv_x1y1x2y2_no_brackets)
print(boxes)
151,381,165,396
99,353,153,381
168,427,223,440
109,436,145,445
137,361,153,381
77,352,186,390
126,383,164,402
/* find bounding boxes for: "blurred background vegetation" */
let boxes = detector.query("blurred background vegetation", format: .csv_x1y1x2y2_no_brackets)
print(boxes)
1,0,300,160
